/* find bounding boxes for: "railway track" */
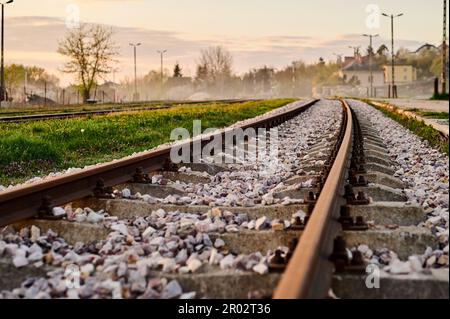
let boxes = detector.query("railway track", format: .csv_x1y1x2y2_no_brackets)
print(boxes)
0,99,448,299
0,99,257,123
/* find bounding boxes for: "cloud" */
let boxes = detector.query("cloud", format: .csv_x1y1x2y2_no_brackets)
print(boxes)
5,16,426,85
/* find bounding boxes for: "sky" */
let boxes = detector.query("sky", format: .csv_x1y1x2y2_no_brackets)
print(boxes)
4,0,448,85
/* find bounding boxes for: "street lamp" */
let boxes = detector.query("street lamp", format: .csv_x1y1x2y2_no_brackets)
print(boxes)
442,0,448,95
0,0,13,104
157,49,167,98
129,42,141,101
363,33,379,98
382,12,404,98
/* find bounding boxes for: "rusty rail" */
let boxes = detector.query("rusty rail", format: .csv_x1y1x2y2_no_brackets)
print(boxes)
273,100,353,299
0,100,319,227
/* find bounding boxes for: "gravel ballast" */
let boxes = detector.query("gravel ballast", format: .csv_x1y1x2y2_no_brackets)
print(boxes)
348,99,449,272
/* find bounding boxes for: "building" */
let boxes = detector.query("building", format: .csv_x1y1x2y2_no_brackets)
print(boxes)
343,56,356,67
96,81,120,103
383,63,418,84
165,77,193,88
339,59,385,87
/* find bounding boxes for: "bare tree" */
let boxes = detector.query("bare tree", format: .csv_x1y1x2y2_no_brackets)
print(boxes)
198,46,233,82
195,63,208,88
58,24,118,102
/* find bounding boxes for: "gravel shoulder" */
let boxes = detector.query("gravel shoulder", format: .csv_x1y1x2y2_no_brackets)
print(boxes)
348,99,449,273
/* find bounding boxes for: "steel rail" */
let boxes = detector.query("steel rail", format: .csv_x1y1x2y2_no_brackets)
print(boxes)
273,99,353,299
0,100,319,227
0,99,259,123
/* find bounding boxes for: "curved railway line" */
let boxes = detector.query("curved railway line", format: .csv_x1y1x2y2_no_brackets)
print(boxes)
0,99,448,299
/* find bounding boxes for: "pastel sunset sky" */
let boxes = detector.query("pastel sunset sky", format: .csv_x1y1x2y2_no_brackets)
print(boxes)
4,0,448,84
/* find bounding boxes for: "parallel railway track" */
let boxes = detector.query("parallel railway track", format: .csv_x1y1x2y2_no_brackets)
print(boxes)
0,99,258,123
0,99,318,226
0,99,448,299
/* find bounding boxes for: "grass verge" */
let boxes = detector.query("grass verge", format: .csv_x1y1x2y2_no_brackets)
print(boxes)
364,100,449,155
0,101,183,117
404,109,449,120
431,93,449,101
0,99,295,186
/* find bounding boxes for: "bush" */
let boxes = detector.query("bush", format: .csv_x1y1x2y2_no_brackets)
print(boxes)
431,93,449,100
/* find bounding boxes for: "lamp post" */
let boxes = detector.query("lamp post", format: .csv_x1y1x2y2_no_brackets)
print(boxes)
23,69,27,103
43,81,47,106
1,0,13,104
129,43,141,101
363,34,379,98
157,49,167,98
382,12,403,98
442,0,448,95
111,68,119,103
291,63,296,97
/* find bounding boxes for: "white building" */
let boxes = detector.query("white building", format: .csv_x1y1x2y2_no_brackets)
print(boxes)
339,60,385,87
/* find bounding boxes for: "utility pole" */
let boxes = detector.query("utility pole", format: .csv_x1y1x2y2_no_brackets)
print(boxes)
112,69,117,103
383,12,404,98
1,1,13,104
23,69,27,103
1,3,4,102
44,81,47,106
363,34,379,98
157,49,167,98
291,64,296,97
129,43,141,101
442,0,448,95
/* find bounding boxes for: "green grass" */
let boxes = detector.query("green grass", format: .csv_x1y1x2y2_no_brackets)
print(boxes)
416,111,449,120
405,109,449,120
0,100,261,117
365,101,449,155
431,93,449,101
0,99,295,185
